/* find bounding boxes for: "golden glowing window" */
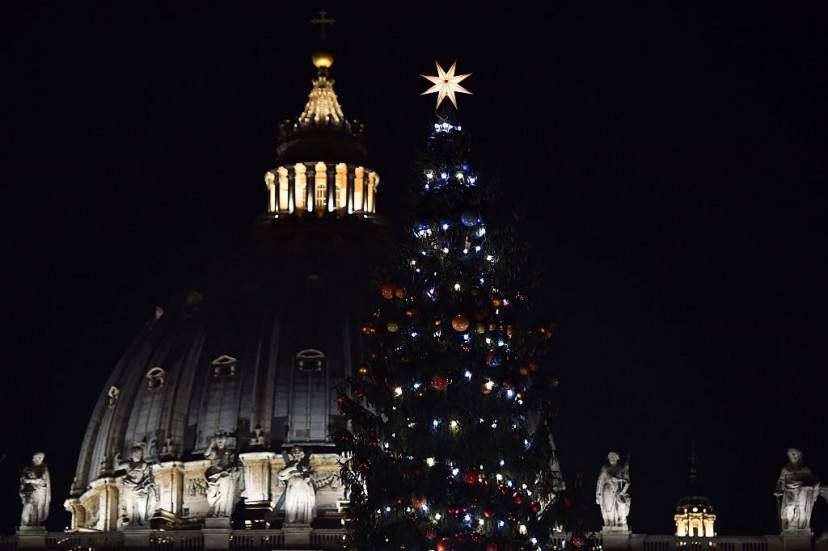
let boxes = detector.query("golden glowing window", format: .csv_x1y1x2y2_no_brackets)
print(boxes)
354,167,364,211
264,171,276,213
277,167,289,211
367,172,375,213
336,163,347,209
315,162,327,209
294,164,307,210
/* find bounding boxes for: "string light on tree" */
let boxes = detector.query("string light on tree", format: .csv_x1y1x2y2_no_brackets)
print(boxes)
338,59,565,551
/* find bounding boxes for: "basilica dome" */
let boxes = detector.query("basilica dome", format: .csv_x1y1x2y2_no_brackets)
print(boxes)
66,52,387,531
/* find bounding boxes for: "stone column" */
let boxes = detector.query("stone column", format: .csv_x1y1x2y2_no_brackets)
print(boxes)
153,461,185,518
346,166,354,214
287,166,295,213
89,477,120,531
240,452,276,508
64,498,86,532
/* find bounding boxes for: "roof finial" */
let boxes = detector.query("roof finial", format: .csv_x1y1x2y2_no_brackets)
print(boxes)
688,441,698,485
311,9,335,40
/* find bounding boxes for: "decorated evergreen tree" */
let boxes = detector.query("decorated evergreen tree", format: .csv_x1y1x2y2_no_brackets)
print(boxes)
338,62,564,551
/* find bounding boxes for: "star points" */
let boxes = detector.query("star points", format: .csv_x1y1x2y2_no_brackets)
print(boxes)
421,61,472,110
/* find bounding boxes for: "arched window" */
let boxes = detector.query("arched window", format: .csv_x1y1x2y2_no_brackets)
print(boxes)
107,385,120,408
277,166,289,211
264,171,276,213
146,367,166,391
315,162,327,210
289,349,329,442
211,355,238,379
294,163,307,210
294,349,326,372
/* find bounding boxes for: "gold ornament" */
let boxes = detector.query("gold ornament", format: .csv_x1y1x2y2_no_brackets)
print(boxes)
387,321,399,333
421,61,472,109
451,314,470,332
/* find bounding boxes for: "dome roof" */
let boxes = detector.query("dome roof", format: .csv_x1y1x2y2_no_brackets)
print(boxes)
71,225,385,496
70,53,388,498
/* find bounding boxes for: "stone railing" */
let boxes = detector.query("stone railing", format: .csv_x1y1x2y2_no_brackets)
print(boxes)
1,531,816,551
0,528,344,551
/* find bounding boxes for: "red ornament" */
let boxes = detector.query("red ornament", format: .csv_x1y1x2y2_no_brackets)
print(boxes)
463,468,479,485
455,533,467,544
431,373,449,392
571,536,586,549
483,508,494,519
437,537,452,551
530,501,541,513
487,543,498,551
425,528,438,540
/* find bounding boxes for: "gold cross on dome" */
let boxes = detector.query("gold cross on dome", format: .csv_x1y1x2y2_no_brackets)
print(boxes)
311,9,335,40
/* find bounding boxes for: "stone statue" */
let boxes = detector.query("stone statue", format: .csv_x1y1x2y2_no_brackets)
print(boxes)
596,451,630,530
775,448,820,531
204,435,243,518
277,446,338,525
19,452,50,527
118,445,158,527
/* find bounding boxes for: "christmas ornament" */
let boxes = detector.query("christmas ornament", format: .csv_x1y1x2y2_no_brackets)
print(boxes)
463,468,479,485
425,528,438,540
461,212,479,227
387,321,399,333
395,287,407,299
421,61,472,109
431,374,449,392
437,537,452,551
381,283,395,299
451,314,470,332
357,364,369,376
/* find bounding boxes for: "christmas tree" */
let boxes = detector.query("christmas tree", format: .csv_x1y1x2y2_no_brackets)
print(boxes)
338,62,564,551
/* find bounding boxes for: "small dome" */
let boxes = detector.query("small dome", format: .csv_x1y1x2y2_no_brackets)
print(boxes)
276,61,367,165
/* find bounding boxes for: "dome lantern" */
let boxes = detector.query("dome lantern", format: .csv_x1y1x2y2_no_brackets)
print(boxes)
264,52,380,218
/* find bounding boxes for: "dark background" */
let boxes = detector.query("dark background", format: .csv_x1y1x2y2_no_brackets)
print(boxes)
2,1,826,537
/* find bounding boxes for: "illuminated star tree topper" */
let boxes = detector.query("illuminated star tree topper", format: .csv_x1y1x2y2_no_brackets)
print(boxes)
421,60,472,109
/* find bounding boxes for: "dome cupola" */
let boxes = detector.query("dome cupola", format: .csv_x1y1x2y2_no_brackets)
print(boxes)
264,54,379,217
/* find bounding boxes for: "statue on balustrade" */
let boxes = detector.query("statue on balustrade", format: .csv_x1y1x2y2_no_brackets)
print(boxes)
117,445,158,526
19,452,50,527
596,451,630,530
204,434,244,518
775,448,820,531
277,446,339,525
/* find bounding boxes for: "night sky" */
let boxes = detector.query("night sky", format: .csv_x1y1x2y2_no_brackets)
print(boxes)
2,2,826,537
